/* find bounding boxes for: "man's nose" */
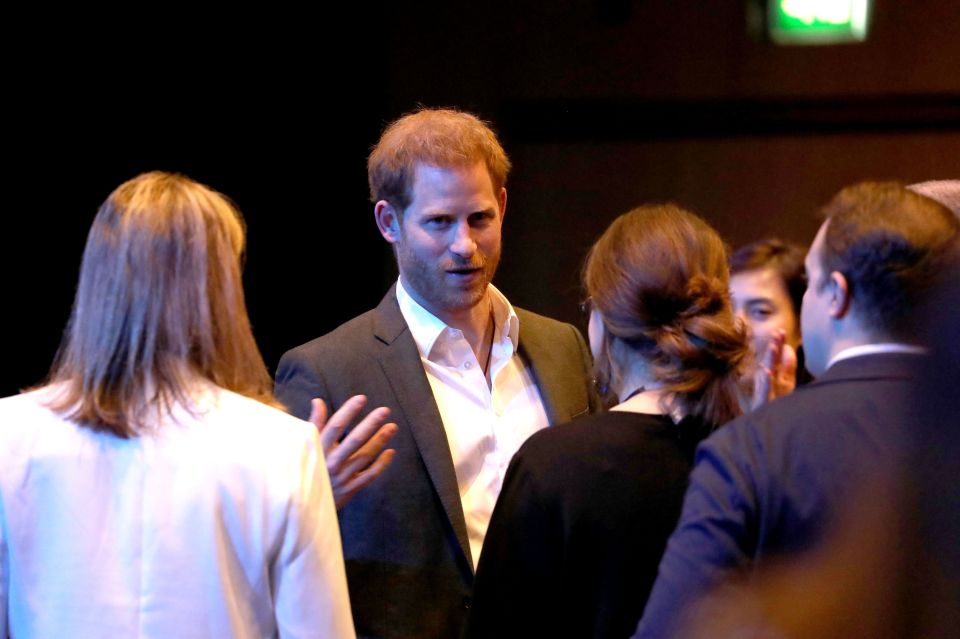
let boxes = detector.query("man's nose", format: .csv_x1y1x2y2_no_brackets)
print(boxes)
449,223,478,258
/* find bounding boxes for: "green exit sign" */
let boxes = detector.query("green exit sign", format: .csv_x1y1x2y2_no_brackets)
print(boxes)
769,0,871,45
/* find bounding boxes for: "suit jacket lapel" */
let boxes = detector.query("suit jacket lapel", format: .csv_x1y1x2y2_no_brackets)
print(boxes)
516,308,590,425
371,287,473,568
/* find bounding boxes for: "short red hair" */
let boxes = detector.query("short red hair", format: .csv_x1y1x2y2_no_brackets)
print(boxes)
368,108,511,211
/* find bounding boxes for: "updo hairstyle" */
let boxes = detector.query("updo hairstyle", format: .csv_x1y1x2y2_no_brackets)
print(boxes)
583,204,748,427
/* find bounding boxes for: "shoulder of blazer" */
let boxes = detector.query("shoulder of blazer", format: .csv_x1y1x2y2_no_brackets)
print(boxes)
515,307,584,349
514,306,595,422
282,286,409,360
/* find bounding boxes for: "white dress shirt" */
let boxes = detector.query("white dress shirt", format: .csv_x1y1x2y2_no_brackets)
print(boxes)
396,279,550,568
0,382,355,639
827,342,927,369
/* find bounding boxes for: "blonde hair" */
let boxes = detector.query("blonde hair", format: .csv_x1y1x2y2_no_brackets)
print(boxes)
45,171,276,437
367,107,511,211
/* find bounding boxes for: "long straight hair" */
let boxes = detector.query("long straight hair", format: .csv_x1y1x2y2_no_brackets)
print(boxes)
45,171,277,437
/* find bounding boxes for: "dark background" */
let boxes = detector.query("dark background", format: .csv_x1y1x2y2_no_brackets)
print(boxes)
3,1,958,398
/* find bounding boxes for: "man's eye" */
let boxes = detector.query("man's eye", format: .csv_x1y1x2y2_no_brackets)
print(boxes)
749,307,773,320
426,217,451,228
470,212,494,225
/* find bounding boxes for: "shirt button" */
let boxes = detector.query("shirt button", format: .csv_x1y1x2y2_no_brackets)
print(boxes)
464,361,472,369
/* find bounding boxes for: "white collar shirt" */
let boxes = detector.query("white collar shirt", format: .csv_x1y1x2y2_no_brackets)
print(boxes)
827,343,927,370
396,278,549,569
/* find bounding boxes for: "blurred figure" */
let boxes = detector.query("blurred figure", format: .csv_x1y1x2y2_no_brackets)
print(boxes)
633,181,960,639
463,204,747,639
679,228,960,639
730,238,813,407
0,172,355,638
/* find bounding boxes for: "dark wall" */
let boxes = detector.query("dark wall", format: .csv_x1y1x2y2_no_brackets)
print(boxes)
375,0,960,323
3,23,392,396
3,1,958,397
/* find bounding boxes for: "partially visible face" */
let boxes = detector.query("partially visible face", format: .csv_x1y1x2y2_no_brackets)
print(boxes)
800,222,831,376
730,267,801,362
394,162,505,322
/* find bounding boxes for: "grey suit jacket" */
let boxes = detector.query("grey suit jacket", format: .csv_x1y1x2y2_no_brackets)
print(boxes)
275,286,598,639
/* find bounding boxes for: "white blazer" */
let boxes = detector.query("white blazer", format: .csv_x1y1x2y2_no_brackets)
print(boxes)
0,382,355,639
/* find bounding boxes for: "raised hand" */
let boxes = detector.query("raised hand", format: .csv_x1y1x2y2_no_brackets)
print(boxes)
751,330,798,410
310,395,398,510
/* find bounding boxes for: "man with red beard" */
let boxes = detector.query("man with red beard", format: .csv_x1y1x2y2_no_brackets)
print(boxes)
276,108,597,639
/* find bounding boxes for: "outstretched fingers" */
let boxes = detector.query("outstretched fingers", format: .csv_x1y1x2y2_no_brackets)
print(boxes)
309,395,398,510
337,447,398,507
327,407,393,467
312,395,368,455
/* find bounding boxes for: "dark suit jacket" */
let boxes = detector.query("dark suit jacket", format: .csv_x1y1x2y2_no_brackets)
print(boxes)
634,352,920,639
275,286,597,639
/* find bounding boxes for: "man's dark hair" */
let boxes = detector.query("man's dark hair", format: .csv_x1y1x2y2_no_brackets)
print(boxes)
730,238,806,318
820,181,960,338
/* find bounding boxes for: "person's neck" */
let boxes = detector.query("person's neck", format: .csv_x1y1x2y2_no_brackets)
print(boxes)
610,366,671,416
402,277,495,365
611,388,670,415
823,322,904,369
448,298,495,353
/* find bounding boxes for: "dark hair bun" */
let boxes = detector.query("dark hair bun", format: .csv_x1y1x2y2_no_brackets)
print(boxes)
679,274,727,320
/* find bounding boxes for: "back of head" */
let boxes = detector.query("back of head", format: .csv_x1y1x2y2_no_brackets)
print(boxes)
47,171,275,437
730,237,807,318
584,204,748,427
820,181,960,339
367,107,511,211
907,180,960,217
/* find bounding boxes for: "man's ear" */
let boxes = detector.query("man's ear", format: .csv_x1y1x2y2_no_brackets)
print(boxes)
374,200,401,244
828,271,852,319
498,187,507,221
